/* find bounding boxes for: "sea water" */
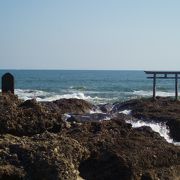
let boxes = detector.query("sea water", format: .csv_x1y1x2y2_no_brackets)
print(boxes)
0,70,179,145
0,70,177,104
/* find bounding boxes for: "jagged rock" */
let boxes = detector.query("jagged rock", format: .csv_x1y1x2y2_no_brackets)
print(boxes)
0,132,89,180
0,95,63,136
67,113,111,122
0,94,179,179
65,119,180,180
51,98,93,114
116,97,180,141
19,99,40,109
97,103,113,113
0,95,94,136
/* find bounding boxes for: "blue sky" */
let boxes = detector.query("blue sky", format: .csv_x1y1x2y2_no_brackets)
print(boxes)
0,0,180,70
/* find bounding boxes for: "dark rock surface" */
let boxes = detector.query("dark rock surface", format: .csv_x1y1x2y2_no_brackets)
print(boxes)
0,132,89,180
65,119,180,180
113,97,180,141
0,95,93,136
0,95,63,136
42,98,94,115
0,94,179,180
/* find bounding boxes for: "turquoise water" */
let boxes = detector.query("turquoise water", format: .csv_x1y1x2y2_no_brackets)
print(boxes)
0,70,177,104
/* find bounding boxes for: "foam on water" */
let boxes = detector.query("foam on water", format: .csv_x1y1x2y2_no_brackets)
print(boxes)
62,113,72,121
132,90,175,97
103,117,111,121
15,89,108,104
126,120,180,146
15,89,51,101
2,87,179,145
119,110,132,115
14,88,176,104
89,109,104,114
119,109,180,146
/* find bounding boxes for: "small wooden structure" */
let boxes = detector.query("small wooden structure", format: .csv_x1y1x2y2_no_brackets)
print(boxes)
144,71,180,100
1,73,14,94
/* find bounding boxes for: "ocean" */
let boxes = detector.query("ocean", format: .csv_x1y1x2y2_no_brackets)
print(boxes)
0,70,179,145
0,70,177,104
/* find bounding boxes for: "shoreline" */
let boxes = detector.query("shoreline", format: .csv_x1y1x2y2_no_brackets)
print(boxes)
0,94,179,179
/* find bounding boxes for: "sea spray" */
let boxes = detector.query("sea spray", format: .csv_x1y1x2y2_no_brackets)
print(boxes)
126,120,180,146
13,88,176,104
119,109,180,145
15,89,108,104
132,90,175,97
119,110,132,115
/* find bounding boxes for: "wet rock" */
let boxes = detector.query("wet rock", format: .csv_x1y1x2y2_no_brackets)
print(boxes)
65,119,180,180
97,103,113,113
0,94,179,179
112,99,138,113
19,99,40,109
167,119,180,142
120,97,180,141
67,113,111,122
0,95,94,136
52,98,93,114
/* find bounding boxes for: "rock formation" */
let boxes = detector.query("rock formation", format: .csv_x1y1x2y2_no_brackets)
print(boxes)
112,97,180,141
0,94,179,180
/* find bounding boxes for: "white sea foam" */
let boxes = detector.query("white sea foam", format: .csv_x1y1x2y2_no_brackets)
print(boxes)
62,113,72,121
126,120,180,146
13,88,177,105
89,109,104,114
15,89,51,101
15,89,107,103
103,117,111,121
119,110,132,115
132,90,175,97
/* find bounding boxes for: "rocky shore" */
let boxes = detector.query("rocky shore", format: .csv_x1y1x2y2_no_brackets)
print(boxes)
0,94,180,180
112,96,180,142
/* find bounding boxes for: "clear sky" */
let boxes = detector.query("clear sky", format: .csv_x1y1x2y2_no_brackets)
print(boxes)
0,0,180,70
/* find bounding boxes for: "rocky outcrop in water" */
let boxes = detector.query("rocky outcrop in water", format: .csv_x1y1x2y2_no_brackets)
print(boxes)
112,97,180,141
42,98,94,115
0,94,180,180
0,95,93,136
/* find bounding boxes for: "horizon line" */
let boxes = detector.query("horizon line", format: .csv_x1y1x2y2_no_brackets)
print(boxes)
0,68,145,71
1,68,178,71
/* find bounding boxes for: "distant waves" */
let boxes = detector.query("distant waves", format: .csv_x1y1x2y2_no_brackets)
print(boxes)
13,89,176,104
15,89,108,104
0,70,176,104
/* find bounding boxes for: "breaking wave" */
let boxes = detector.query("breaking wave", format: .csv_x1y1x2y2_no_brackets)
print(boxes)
15,89,108,104
10,89,177,104
3,88,180,145
119,110,132,115
126,119,180,146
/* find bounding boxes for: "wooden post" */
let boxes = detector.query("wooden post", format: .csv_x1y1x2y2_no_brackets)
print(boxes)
175,73,178,100
153,73,156,100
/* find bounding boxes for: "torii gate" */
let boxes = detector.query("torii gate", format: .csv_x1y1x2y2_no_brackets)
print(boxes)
144,71,180,100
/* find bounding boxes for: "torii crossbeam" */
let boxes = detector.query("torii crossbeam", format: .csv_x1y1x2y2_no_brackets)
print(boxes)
144,71,180,100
